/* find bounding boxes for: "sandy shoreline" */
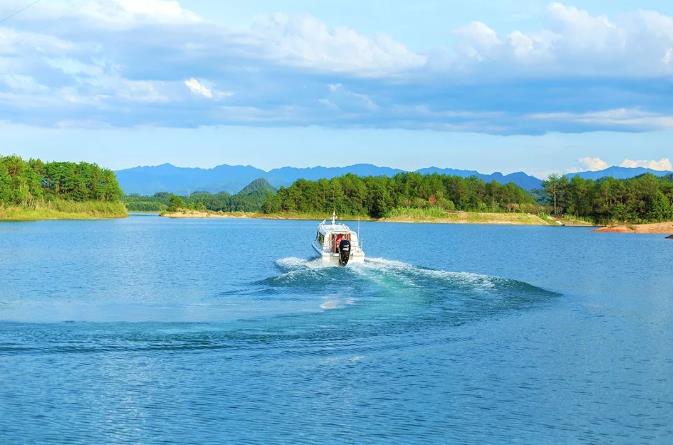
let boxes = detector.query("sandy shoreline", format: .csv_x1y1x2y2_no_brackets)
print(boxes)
162,210,250,219
594,222,673,235
161,211,673,236
160,210,588,226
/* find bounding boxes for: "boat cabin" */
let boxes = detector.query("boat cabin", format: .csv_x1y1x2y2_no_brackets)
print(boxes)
316,230,353,253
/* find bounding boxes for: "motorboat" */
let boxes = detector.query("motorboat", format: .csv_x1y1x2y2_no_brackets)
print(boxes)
312,212,365,266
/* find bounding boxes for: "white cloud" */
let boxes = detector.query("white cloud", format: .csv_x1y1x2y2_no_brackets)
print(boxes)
320,83,378,111
184,78,213,99
184,78,232,100
32,0,202,28
575,157,673,172
547,2,620,50
1,74,49,93
529,108,673,130
579,157,609,171
455,21,501,61
3,0,673,133
0,26,73,55
251,14,426,76
620,158,673,171
446,2,673,77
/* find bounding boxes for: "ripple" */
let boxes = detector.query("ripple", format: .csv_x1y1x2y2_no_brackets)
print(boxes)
1,257,559,357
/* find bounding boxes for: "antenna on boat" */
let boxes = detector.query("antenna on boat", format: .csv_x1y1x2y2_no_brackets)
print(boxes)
358,216,362,249
331,184,337,225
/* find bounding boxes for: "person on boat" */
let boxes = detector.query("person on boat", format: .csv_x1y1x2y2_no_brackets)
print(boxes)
334,233,344,253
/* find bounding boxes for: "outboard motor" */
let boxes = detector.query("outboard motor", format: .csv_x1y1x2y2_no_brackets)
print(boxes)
338,239,351,266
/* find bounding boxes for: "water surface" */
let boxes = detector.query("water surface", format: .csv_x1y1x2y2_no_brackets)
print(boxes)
1,216,672,443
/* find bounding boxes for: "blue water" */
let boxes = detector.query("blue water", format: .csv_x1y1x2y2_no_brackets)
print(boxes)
1,216,672,444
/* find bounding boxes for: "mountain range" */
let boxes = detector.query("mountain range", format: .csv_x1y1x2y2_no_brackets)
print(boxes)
115,163,673,195
566,166,673,180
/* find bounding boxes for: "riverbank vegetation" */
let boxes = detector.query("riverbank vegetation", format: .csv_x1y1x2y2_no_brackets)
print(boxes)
543,174,673,224
129,171,673,228
0,155,126,220
0,200,127,221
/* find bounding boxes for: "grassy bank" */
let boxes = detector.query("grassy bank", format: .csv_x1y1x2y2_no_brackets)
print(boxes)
380,207,552,225
0,200,128,221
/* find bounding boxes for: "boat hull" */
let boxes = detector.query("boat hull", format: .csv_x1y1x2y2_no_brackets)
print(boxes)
312,242,365,265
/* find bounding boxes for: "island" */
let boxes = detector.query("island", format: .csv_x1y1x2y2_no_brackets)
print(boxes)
128,172,673,236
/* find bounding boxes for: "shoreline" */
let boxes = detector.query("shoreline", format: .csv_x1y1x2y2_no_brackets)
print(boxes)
594,222,673,235
160,209,593,227
5,208,668,235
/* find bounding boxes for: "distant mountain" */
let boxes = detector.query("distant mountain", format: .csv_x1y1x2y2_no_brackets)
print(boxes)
265,164,403,186
417,167,543,191
115,162,673,196
566,166,673,180
116,163,265,196
115,163,542,195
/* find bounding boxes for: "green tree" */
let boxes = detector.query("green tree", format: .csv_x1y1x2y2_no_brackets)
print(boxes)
167,195,186,211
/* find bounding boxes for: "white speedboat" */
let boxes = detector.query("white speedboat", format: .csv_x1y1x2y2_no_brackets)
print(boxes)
312,212,365,266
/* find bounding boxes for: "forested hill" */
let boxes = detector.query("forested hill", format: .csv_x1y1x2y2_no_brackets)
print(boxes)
543,173,673,223
126,174,536,217
263,173,537,218
0,155,123,205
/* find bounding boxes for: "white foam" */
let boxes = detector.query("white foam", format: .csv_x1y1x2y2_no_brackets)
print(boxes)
320,296,355,310
275,257,325,271
361,257,499,290
275,256,504,293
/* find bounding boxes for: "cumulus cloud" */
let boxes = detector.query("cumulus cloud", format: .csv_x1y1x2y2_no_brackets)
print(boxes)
579,157,609,171
454,21,501,61
250,14,426,76
447,2,673,77
620,158,673,171
3,1,673,133
576,157,673,172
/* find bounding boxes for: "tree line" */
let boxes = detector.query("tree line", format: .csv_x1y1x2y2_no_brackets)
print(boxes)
0,155,123,206
126,170,673,224
262,173,538,218
543,173,673,223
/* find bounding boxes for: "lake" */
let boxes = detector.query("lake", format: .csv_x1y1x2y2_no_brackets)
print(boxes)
1,215,672,443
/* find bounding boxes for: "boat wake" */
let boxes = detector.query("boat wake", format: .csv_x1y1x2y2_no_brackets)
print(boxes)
0,257,559,356
266,256,549,296
242,256,559,328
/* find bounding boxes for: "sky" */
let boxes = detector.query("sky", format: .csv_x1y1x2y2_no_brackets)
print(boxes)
1,0,673,176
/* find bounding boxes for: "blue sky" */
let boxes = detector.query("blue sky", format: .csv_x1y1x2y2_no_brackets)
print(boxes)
1,0,672,176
